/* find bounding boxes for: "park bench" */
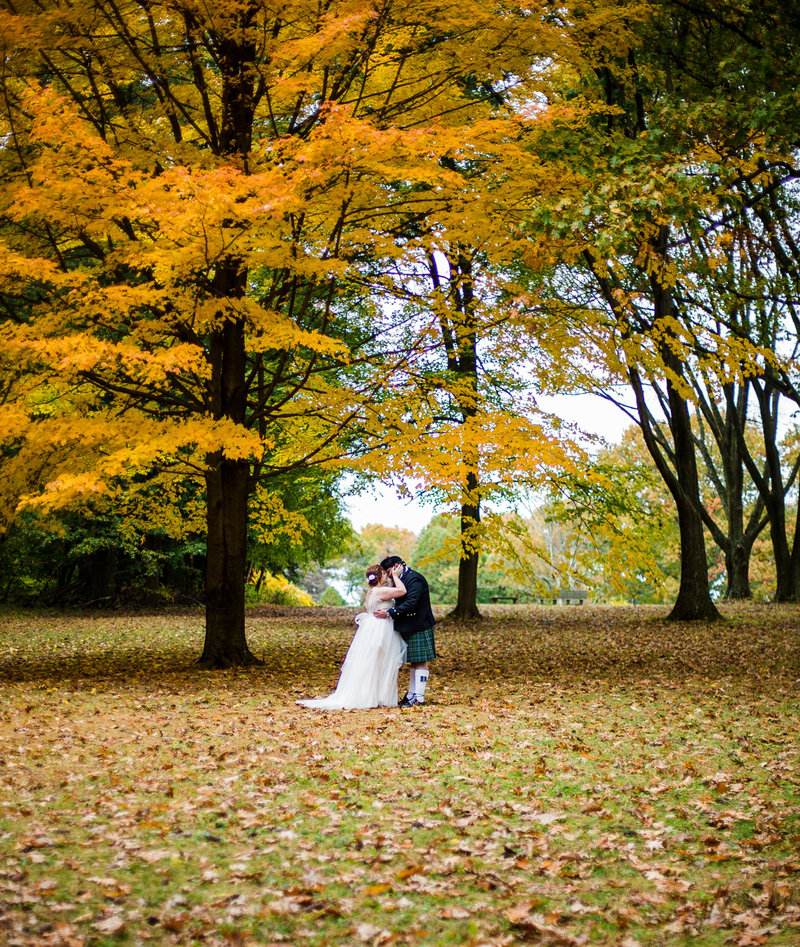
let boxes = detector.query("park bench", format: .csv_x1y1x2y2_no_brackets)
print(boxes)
532,589,589,605
491,591,519,603
479,587,588,605
479,586,521,603
557,589,588,605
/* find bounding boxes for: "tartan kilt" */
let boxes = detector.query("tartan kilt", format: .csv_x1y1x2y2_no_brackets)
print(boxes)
405,625,437,663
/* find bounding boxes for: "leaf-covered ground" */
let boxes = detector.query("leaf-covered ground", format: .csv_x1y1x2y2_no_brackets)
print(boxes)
0,604,798,946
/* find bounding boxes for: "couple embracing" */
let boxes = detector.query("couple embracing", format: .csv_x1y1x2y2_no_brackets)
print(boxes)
298,556,436,710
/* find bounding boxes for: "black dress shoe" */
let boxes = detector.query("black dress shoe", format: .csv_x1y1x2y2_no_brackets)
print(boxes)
398,694,414,707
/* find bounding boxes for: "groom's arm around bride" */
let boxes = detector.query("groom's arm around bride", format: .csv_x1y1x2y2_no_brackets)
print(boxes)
374,556,436,707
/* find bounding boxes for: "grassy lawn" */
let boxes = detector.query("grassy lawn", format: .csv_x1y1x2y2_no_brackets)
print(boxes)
0,603,798,946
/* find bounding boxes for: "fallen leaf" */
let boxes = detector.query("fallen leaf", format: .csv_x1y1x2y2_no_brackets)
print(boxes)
93,915,126,934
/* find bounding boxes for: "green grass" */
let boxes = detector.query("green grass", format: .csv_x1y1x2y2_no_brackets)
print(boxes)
0,603,798,945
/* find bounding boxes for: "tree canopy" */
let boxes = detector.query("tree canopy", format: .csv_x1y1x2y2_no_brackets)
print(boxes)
2,0,800,656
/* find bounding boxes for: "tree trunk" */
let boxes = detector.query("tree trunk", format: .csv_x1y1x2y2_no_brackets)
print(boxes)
751,378,795,601
789,502,800,600
450,472,481,620
432,247,482,620
200,453,257,667
725,541,752,600
768,499,800,601
720,401,751,600
199,308,260,667
198,16,259,667
668,493,718,619
665,369,720,620
629,351,719,621
767,501,794,600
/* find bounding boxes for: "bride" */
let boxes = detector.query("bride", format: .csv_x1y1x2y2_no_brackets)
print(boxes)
297,563,407,710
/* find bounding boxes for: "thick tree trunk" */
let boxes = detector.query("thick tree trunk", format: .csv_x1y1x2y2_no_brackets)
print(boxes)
668,491,719,619
772,518,794,601
199,308,260,667
761,454,797,601
760,464,800,602
452,549,481,619
197,9,260,667
665,372,720,620
200,454,257,668
629,347,719,621
790,504,800,600
725,541,752,600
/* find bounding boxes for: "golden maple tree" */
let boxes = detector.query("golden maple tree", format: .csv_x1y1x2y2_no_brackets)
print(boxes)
0,0,568,663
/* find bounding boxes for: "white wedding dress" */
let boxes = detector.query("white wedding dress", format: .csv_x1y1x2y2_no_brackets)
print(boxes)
297,590,407,709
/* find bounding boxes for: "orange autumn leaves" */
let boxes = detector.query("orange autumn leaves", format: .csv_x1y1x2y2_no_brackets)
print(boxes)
1,605,799,944
0,0,573,531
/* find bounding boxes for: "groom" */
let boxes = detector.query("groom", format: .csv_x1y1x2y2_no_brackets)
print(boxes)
374,555,436,707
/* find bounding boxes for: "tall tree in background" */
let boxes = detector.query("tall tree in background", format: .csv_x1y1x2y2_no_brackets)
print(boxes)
517,0,800,617
375,249,573,621
717,189,800,601
553,427,683,603
545,422,773,603
370,137,577,620
0,0,541,664
427,248,482,619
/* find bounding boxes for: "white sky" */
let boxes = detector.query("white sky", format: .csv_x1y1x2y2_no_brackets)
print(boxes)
344,393,634,534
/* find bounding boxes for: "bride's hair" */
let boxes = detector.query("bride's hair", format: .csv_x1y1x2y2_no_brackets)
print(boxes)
366,564,384,586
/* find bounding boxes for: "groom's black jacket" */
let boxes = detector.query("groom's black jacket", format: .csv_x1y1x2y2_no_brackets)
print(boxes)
388,568,435,640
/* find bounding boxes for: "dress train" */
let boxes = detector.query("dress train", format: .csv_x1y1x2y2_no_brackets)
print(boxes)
297,594,406,710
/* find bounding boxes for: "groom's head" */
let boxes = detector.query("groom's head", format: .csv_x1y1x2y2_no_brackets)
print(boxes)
380,555,405,571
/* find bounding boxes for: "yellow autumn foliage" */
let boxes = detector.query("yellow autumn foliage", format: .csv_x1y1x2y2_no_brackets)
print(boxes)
246,571,316,607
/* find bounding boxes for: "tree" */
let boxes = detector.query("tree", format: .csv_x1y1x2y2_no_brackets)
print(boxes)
0,485,206,607
318,11,586,622
356,523,418,566
0,0,538,665
410,512,519,605
368,236,578,621
709,191,800,601
247,471,355,588
689,380,768,600
515,0,800,619
426,248,482,619
319,585,346,606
